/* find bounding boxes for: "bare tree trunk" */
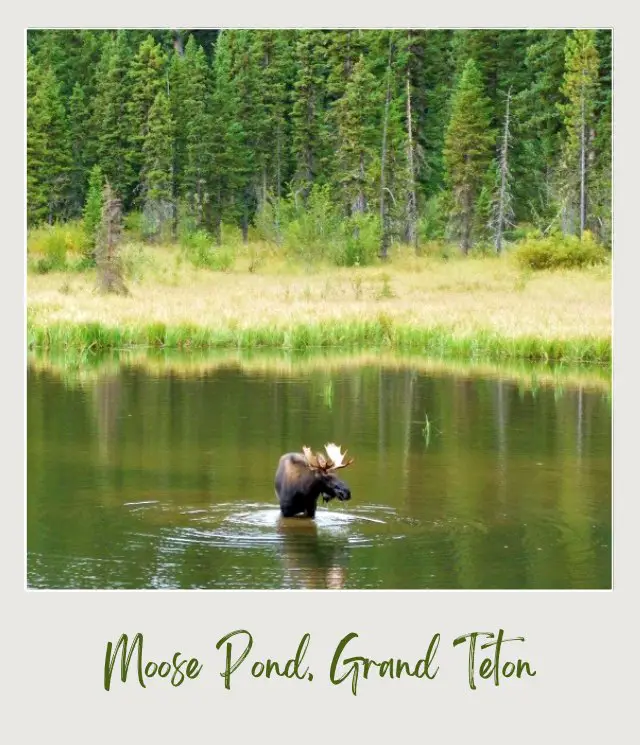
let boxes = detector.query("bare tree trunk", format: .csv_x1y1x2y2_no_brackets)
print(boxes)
96,183,128,296
172,30,185,57
495,88,512,255
379,37,393,259
405,70,418,253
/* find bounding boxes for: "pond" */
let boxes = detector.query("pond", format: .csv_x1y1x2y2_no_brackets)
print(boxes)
27,350,612,590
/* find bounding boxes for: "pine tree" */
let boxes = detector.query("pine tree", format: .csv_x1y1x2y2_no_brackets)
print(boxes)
141,90,175,239
443,59,495,253
559,30,600,236
92,32,133,205
68,82,91,215
126,36,168,207
516,30,568,228
27,54,72,225
253,30,296,203
291,30,329,200
170,35,212,224
333,55,380,216
591,30,612,244
83,164,104,259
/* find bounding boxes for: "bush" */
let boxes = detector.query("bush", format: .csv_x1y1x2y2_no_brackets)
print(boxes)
332,214,380,267
419,192,451,242
120,242,154,282
123,211,145,241
180,230,234,271
512,231,608,271
27,221,88,272
283,185,341,262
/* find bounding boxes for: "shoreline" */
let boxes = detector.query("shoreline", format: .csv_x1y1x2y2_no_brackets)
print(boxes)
27,318,611,366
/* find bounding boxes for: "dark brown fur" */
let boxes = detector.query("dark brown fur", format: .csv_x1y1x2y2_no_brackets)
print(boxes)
274,453,351,518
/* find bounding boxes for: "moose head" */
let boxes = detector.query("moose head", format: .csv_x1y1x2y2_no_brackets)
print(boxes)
274,443,354,518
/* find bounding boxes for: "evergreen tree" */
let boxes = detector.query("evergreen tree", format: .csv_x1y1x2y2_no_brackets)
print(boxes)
170,35,212,224
68,82,91,215
291,30,330,200
515,30,568,228
27,54,72,225
333,55,380,216
443,59,495,253
141,90,175,239
559,30,600,236
126,36,168,206
92,32,134,204
83,164,104,258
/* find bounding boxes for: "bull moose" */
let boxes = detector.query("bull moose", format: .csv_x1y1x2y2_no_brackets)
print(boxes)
274,443,354,518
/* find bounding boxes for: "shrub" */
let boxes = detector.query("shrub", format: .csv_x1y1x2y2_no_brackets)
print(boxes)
27,221,88,272
283,185,341,262
123,211,145,241
512,231,608,270
180,230,234,271
120,242,153,282
332,213,380,267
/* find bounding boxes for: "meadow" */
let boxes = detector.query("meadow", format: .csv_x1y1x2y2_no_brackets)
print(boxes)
27,239,611,365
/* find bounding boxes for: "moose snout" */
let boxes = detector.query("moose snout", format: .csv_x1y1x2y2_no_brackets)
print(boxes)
337,485,351,502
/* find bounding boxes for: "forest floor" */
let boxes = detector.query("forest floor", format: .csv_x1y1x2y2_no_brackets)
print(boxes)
26,243,612,364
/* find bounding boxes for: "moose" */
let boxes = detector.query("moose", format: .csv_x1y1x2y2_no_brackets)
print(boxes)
274,443,354,518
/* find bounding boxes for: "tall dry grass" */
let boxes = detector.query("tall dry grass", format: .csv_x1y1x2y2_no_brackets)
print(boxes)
27,242,611,363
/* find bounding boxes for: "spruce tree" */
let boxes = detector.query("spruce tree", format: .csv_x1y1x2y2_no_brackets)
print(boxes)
334,55,380,216
443,59,495,253
126,36,168,207
141,90,175,240
516,30,568,228
559,30,600,236
27,55,72,225
68,82,91,215
170,35,212,225
83,164,104,260
92,32,133,205
291,30,329,200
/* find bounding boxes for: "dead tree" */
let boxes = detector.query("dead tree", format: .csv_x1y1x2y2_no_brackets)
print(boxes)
96,182,129,296
491,88,515,254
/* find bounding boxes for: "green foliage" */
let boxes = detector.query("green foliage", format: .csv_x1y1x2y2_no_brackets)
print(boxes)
443,59,495,252
27,221,88,273
83,164,104,257
512,231,608,270
419,194,449,241
283,185,341,262
26,29,611,255
119,242,153,282
27,54,72,225
333,214,381,267
180,230,235,271
92,32,133,203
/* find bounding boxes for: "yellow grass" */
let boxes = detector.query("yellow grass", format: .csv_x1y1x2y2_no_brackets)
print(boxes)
27,243,611,342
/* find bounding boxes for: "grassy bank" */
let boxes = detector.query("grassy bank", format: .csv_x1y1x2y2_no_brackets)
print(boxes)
27,244,611,365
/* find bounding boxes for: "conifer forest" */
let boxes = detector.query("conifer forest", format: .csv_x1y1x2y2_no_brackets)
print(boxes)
26,29,612,257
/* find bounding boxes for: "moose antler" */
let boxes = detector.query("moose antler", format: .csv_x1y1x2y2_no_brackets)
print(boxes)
302,443,353,471
324,443,354,470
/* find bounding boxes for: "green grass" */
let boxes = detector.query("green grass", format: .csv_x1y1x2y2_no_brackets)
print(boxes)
27,318,611,365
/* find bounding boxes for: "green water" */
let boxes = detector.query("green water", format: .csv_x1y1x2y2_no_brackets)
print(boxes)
27,353,612,589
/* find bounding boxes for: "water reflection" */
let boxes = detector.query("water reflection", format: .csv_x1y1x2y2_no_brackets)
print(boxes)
27,352,612,589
